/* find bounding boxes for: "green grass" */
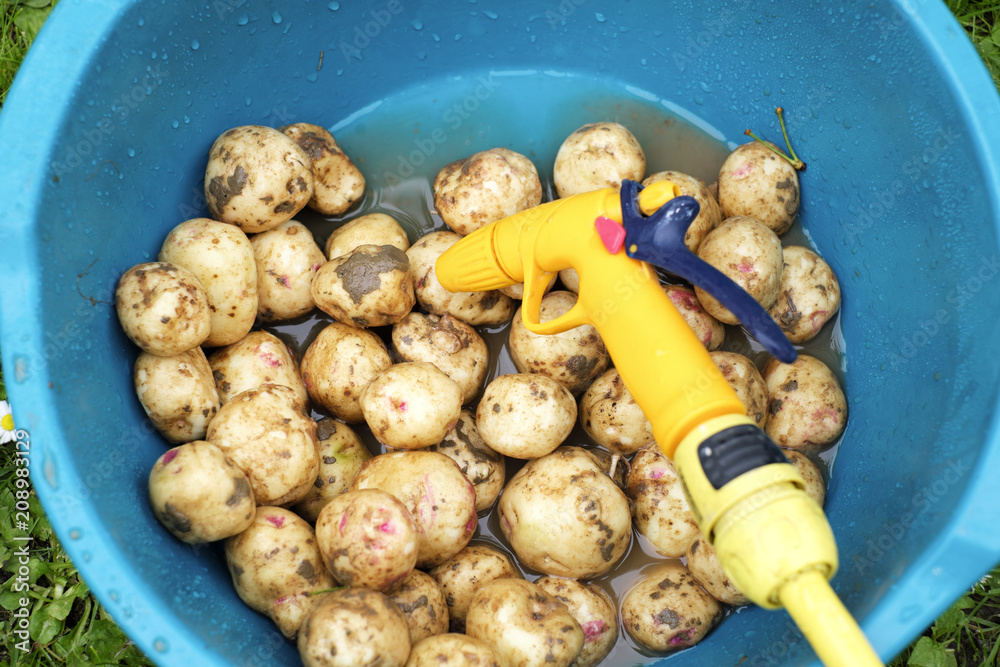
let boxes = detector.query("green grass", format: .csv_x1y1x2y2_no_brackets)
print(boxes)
3,1,1000,666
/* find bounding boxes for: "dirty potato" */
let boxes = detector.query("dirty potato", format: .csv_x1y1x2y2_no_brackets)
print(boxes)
134,347,220,444
579,367,654,456
508,291,609,395
208,330,307,407
686,534,749,607
293,419,372,523
351,450,478,568
385,570,450,645
553,122,645,198
297,588,411,667
626,446,699,558
643,171,722,253
159,218,258,348
280,122,365,216
534,577,618,667
785,450,827,508
225,507,335,638
251,219,326,322
206,383,319,507
475,374,577,460
621,562,722,652
499,447,631,578
407,231,514,326
718,140,800,235
148,440,254,544
406,634,504,667
361,362,463,450
768,245,842,343
116,262,211,357
433,147,542,236
466,578,584,667
428,544,522,632
325,212,410,259
764,355,847,450
663,284,725,351
312,244,415,328
315,488,419,591
392,312,489,405
694,216,783,325
204,125,313,233
429,411,505,513
300,322,392,423
710,351,769,429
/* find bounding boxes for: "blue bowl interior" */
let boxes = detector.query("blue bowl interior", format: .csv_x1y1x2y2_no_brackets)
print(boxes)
4,1,1000,665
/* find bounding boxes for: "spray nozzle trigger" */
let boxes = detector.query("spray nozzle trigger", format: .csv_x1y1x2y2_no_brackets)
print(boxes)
619,179,797,364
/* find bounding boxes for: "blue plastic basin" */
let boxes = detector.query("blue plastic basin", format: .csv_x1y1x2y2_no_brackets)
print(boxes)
3,1,1000,665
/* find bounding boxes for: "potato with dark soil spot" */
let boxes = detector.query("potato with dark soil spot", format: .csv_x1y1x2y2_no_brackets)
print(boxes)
553,122,645,198
293,419,372,523
361,362,463,450
116,262,211,357
209,330,307,408
685,534,749,607
385,570,450,645
312,244,415,328
280,122,365,216
534,577,618,667
475,374,576,460
325,212,410,259
710,351,768,429
579,367,654,456
297,587,410,667
405,633,504,667
621,562,721,652
764,355,847,451
392,312,489,405
768,245,841,343
429,411,505,513
626,446,699,558
718,140,800,235
663,284,725,351
134,346,220,444
428,544,521,632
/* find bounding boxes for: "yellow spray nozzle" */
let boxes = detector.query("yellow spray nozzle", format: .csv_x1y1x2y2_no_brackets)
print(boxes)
637,180,681,215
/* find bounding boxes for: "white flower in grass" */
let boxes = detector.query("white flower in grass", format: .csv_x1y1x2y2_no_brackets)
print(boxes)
0,401,15,444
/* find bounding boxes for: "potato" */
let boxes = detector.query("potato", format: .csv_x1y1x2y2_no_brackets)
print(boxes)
208,331,308,408
785,449,827,508
579,367,654,456
148,441,254,543
685,534,749,606
475,374,577,460
361,362,463,450
429,411,505,513
225,507,335,638
300,322,392,423
621,562,721,651
625,446,699,558
391,312,489,405
312,244,416,328
499,447,631,578
553,122,645,198
204,125,313,233
710,351,768,429
115,262,211,357
297,588,411,667
325,212,410,259
159,218,258,347
508,291,609,395
497,274,557,300
250,219,326,322
643,171,722,253
134,347,220,444
433,147,543,236
407,231,515,326
764,355,847,450
315,488,418,591
533,577,618,667
351,450,478,568
694,216,783,325
293,419,372,523
206,383,319,507
385,570,450,645
663,284,725,350
718,140,800,235
466,578,584,667
768,245,842,343
406,634,504,667
558,267,579,294
428,544,522,632
280,122,365,216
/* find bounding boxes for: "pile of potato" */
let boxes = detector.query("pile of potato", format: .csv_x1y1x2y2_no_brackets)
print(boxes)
116,119,846,666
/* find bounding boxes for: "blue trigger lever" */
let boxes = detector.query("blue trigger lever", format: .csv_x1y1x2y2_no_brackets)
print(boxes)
619,179,798,364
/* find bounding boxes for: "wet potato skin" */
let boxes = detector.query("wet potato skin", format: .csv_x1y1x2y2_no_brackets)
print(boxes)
428,544,522,633
251,219,326,322
767,245,842,344
297,587,411,667
621,562,722,652
718,140,800,236
280,122,365,216
392,312,489,405
625,447,700,558
534,577,618,667
292,419,372,524
312,243,416,328
385,570,451,646
133,346,220,444
553,122,646,198
208,330,308,408
763,355,847,451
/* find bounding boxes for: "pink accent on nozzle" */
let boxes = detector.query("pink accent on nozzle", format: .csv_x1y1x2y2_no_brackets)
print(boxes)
595,216,625,254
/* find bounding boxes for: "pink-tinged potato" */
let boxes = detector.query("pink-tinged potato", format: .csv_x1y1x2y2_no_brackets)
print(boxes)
768,245,842,343
763,355,847,450
466,578,584,667
224,507,334,638
710,351,769,429
351,450,478,568
392,312,489,405
433,147,543,237
250,219,326,322
625,446,699,558
428,544,522,632
315,488,418,591
621,562,722,652
297,588,410,667
115,262,211,357
292,419,372,524
361,362,463,450
133,346,220,444
405,633,504,667
686,534,749,607
718,140,800,235
534,577,618,667
208,330,308,408
663,284,725,351
643,171,722,253
385,570,450,645
579,367,654,456
553,122,645,198
280,122,365,217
